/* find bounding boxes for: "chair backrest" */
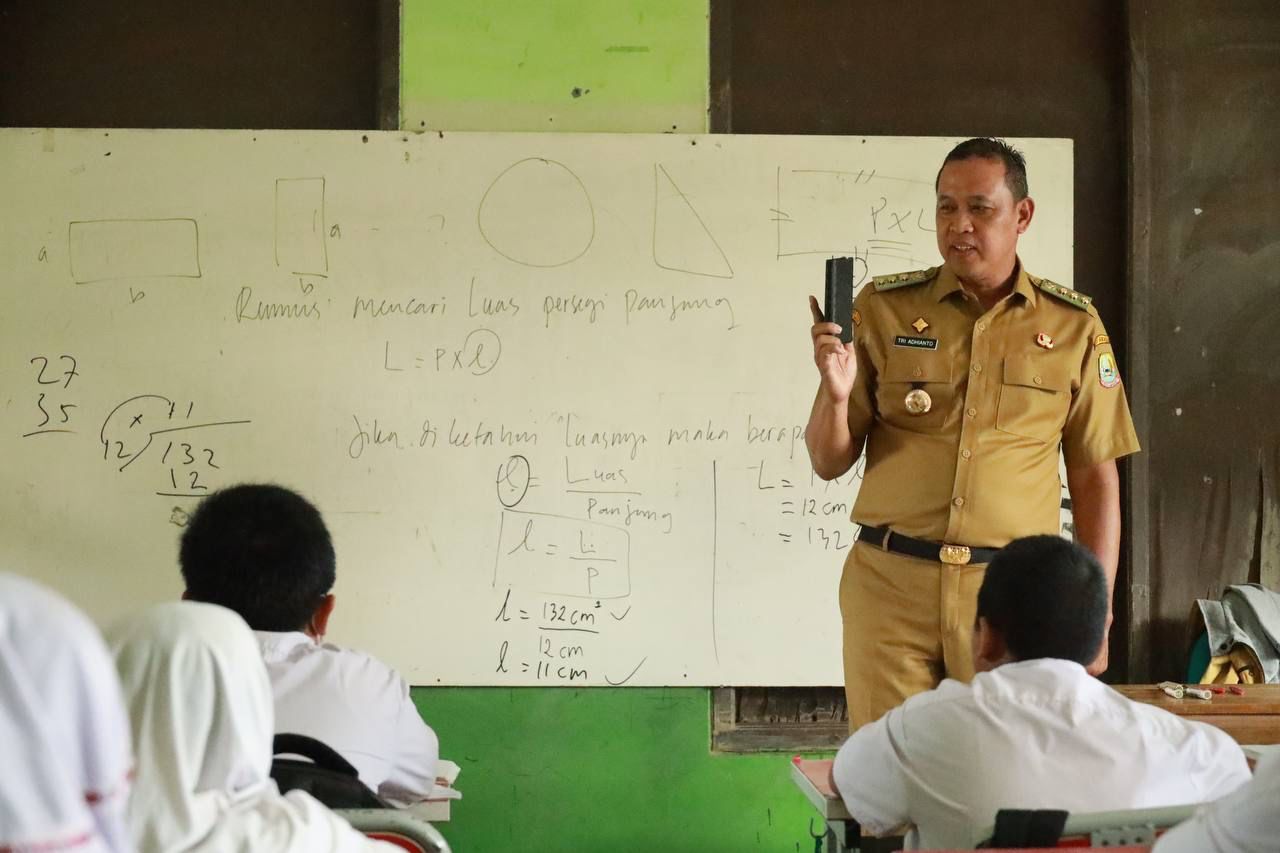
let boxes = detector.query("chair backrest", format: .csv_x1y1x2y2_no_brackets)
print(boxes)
335,808,452,853
979,803,1198,848
1056,804,1197,846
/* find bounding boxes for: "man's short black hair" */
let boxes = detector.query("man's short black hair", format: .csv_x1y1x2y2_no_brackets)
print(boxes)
936,137,1029,201
976,535,1107,665
179,483,336,632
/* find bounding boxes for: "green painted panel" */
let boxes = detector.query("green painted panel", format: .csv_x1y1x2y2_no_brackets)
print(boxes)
401,1,708,132
415,687,830,851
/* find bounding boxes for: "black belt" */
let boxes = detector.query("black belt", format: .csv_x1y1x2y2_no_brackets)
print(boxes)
858,525,999,566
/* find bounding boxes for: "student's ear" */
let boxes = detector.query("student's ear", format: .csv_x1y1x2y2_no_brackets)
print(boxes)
306,593,336,640
972,616,1009,673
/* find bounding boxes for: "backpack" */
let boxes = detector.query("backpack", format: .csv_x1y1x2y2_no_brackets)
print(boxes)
270,733,389,809
1188,584,1280,684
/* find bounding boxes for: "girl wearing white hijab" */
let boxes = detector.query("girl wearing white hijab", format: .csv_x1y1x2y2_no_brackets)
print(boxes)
110,601,397,853
0,573,134,853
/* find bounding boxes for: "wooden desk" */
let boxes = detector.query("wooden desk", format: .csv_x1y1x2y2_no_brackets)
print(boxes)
1117,684,1280,744
790,758,909,852
790,758,861,852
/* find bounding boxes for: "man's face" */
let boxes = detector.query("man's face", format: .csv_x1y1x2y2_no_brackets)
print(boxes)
934,157,1033,288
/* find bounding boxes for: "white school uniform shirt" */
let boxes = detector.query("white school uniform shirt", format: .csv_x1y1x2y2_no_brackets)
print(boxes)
255,631,439,804
0,573,133,853
1154,749,1280,853
110,602,398,853
833,658,1252,851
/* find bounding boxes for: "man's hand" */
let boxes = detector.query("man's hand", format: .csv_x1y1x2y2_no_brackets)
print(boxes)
809,295,857,403
1087,610,1113,676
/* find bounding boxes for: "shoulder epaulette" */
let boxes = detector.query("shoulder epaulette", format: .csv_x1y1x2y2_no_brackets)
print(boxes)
1030,275,1092,311
872,267,938,293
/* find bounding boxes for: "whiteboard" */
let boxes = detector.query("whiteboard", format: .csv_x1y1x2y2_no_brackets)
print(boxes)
0,129,1073,685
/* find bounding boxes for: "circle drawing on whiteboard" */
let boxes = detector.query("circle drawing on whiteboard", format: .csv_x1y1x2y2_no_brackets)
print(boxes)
478,158,595,267
496,454,532,508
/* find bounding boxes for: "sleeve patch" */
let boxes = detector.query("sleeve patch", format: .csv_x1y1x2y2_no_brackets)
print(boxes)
1099,352,1120,388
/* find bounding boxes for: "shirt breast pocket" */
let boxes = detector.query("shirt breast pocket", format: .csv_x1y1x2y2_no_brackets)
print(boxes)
996,355,1071,443
877,351,953,433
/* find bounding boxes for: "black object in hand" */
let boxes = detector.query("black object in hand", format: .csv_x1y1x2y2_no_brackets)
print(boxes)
824,257,855,344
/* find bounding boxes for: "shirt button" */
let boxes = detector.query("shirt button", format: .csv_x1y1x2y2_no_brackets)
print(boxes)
1033,376,1043,385
966,407,977,418
912,366,923,378
972,363,982,373
953,497,965,508
961,449,972,459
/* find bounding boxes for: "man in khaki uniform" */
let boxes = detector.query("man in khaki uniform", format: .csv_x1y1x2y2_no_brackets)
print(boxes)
806,138,1140,730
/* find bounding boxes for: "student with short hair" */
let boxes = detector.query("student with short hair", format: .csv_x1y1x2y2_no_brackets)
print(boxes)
832,535,1251,850
110,601,399,852
179,483,438,804
0,573,134,853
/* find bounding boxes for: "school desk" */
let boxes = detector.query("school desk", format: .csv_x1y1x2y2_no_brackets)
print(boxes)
790,757,866,853
1117,683,1280,744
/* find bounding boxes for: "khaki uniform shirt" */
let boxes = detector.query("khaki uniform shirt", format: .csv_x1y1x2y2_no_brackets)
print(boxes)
846,261,1140,548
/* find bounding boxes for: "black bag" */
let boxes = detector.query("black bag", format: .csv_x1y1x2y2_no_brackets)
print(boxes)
270,733,389,809
980,809,1068,848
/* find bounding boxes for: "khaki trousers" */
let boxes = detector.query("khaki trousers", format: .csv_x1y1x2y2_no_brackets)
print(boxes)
840,539,989,731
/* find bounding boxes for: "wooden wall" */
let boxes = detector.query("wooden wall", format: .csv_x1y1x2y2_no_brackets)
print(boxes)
1129,0,1280,679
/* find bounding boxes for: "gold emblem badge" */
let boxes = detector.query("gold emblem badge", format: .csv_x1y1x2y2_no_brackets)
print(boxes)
1094,334,1110,347
1035,332,1054,349
904,388,932,415
911,317,929,333
852,309,862,328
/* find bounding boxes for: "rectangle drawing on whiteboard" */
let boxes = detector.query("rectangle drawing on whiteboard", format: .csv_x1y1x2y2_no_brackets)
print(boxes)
274,177,328,274
493,510,631,600
67,218,201,283
776,167,934,264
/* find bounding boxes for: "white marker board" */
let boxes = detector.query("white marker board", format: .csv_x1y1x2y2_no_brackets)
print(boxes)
0,129,1072,685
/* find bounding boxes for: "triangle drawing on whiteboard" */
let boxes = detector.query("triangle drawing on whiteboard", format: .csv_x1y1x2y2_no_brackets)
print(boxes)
653,164,734,279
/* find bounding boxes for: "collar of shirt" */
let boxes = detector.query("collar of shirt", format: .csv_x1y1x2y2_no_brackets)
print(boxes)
968,657,1101,702
253,630,316,661
928,258,1038,308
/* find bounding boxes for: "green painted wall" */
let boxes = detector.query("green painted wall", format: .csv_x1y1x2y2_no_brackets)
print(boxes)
401,5,824,850
400,1,708,132
414,687,824,851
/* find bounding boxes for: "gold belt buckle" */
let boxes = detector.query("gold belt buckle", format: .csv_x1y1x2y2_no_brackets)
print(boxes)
939,544,972,565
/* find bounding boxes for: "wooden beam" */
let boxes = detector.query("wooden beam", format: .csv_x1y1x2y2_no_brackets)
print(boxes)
1125,0,1154,682
377,0,401,130
708,0,732,133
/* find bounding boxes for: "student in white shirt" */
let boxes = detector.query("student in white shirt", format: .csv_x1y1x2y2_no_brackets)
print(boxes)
1154,749,1280,853
179,483,439,804
832,535,1252,851
110,601,399,852
0,573,134,853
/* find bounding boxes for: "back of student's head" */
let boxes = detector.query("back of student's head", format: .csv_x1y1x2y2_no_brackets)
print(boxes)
179,483,335,632
976,535,1107,665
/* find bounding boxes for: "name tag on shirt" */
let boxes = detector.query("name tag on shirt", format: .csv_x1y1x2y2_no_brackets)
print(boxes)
893,335,938,350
